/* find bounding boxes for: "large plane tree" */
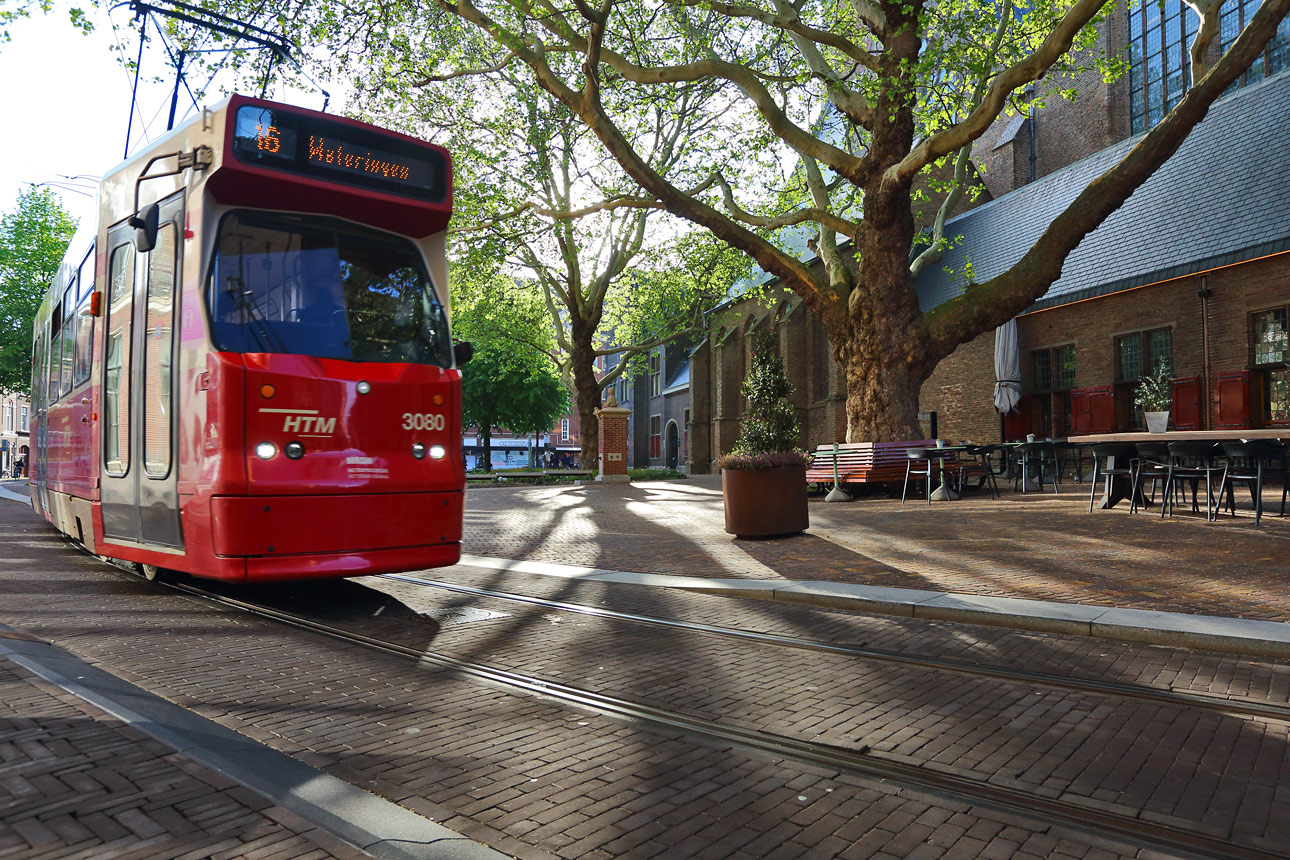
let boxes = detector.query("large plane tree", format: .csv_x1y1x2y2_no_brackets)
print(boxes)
391,0,1288,441
50,0,1290,440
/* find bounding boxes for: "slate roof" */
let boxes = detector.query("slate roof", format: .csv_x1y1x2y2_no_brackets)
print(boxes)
915,69,1290,314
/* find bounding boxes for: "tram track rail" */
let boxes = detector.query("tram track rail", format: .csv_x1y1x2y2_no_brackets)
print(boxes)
380,572,1290,724
155,573,1284,860
51,530,1288,860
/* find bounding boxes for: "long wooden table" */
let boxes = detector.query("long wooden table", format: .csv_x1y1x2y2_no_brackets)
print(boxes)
1069,429,1290,443
1068,429,1290,508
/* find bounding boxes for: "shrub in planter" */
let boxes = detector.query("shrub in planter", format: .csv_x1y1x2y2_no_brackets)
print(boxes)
1135,361,1173,433
717,333,809,537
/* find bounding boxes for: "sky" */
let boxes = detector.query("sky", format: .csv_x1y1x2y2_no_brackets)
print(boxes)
0,3,325,228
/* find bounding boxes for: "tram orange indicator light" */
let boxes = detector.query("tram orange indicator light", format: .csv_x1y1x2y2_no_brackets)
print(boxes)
433,394,444,406
259,384,276,399
88,291,101,317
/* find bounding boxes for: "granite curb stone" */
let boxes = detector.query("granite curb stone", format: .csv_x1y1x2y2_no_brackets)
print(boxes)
457,554,1290,659
0,622,508,860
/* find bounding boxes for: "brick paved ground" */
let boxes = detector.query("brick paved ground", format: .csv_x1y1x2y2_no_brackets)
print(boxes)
7,495,1290,859
0,654,367,860
463,477,1290,621
0,497,1158,860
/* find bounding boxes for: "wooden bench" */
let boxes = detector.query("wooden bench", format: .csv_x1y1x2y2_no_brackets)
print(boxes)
807,440,937,487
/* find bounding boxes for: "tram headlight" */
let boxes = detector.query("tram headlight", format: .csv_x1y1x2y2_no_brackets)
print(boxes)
411,443,427,460
284,441,305,460
356,381,371,395
429,444,446,460
255,442,277,460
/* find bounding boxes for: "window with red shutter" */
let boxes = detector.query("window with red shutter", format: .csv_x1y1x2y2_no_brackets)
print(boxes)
1002,394,1034,441
1087,386,1117,433
1215,370,1253,429
1170,376,1203,430
1069,389,1091,435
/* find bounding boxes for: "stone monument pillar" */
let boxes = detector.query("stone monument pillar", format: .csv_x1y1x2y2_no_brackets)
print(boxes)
595,389,631,484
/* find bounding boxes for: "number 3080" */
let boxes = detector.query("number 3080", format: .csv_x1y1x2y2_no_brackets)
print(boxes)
402,412,446,431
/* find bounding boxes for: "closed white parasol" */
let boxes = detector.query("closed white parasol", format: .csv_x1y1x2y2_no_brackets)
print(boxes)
994,319,1021,414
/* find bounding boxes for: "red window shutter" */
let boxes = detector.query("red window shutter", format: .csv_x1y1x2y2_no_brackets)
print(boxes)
1215,370,1253,429
1170,376,1203,430
1003,394,1033,441
1069,389,1091,435
1087,386,1117,433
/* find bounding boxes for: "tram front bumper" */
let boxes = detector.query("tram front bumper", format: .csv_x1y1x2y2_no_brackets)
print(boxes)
210,491,464,558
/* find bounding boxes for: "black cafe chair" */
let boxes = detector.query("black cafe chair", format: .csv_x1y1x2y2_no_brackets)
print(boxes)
1162,441,1225,522
962,445,1001,499
1088,443,1138,512
1014,441,1060,494
903,447,959,505
1052,441,1088,485
1217,441,1290,526
1129,441,1172,514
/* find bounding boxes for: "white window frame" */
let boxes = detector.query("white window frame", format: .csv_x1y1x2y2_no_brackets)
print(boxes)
649,353,661,396
560,418,570,441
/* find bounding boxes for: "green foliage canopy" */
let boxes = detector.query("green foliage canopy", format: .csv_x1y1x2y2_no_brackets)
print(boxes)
0,188,77,395
451,267,568,454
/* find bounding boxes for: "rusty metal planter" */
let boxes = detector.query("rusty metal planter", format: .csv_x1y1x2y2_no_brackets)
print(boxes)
721,465,809,538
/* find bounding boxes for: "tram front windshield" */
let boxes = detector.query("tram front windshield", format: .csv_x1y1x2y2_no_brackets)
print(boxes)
207,211,451,367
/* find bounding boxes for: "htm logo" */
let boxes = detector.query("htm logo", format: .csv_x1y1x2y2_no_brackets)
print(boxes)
283,415,336,435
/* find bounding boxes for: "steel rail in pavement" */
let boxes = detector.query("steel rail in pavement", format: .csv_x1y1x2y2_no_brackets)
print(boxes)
380,573,1290,724
160,575,1283,860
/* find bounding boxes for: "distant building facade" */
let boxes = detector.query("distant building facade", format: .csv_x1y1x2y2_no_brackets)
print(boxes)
1,391,31,476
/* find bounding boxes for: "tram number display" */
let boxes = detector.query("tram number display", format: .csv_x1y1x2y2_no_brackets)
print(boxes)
402,412,446,431
231,105,448,203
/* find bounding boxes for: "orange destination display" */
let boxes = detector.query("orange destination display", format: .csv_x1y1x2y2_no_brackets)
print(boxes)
230,104,448,203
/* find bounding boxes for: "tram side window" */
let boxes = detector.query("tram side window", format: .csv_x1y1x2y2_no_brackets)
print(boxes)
74,249,95,386
104,244,135,476
144,224,175,478
49,308,62,401
30,334,42,408
60,284,75,397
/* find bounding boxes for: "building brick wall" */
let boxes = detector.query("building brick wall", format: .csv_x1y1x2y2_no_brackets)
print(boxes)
919,251,1290,439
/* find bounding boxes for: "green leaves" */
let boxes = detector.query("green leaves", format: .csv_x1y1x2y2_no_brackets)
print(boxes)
451,267,568,440
731,331,802,457
0,188,77,395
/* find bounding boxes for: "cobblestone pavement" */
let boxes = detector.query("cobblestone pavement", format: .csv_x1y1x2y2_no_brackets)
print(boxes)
462,478,1290,621
7,497,1290,859
0,655,367,860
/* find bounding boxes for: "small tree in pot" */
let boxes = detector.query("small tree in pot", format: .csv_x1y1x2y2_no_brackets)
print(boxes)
715,333,810,537
1135,361,1173,433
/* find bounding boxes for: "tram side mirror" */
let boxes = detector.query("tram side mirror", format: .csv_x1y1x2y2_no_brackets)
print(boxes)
130,203,160,253
453,341,474,366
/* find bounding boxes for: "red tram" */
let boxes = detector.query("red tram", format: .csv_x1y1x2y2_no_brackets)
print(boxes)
28,95,470,582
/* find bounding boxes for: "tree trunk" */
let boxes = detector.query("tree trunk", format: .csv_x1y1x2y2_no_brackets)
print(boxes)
837,26,930,444
570,335,602,471
480,426,493,472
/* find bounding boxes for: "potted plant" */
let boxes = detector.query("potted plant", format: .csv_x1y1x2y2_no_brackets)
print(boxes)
715,333,810,537
1135,360,1173,433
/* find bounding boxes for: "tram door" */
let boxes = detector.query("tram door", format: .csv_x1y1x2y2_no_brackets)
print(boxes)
33,326,49,517
99,195,184,548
